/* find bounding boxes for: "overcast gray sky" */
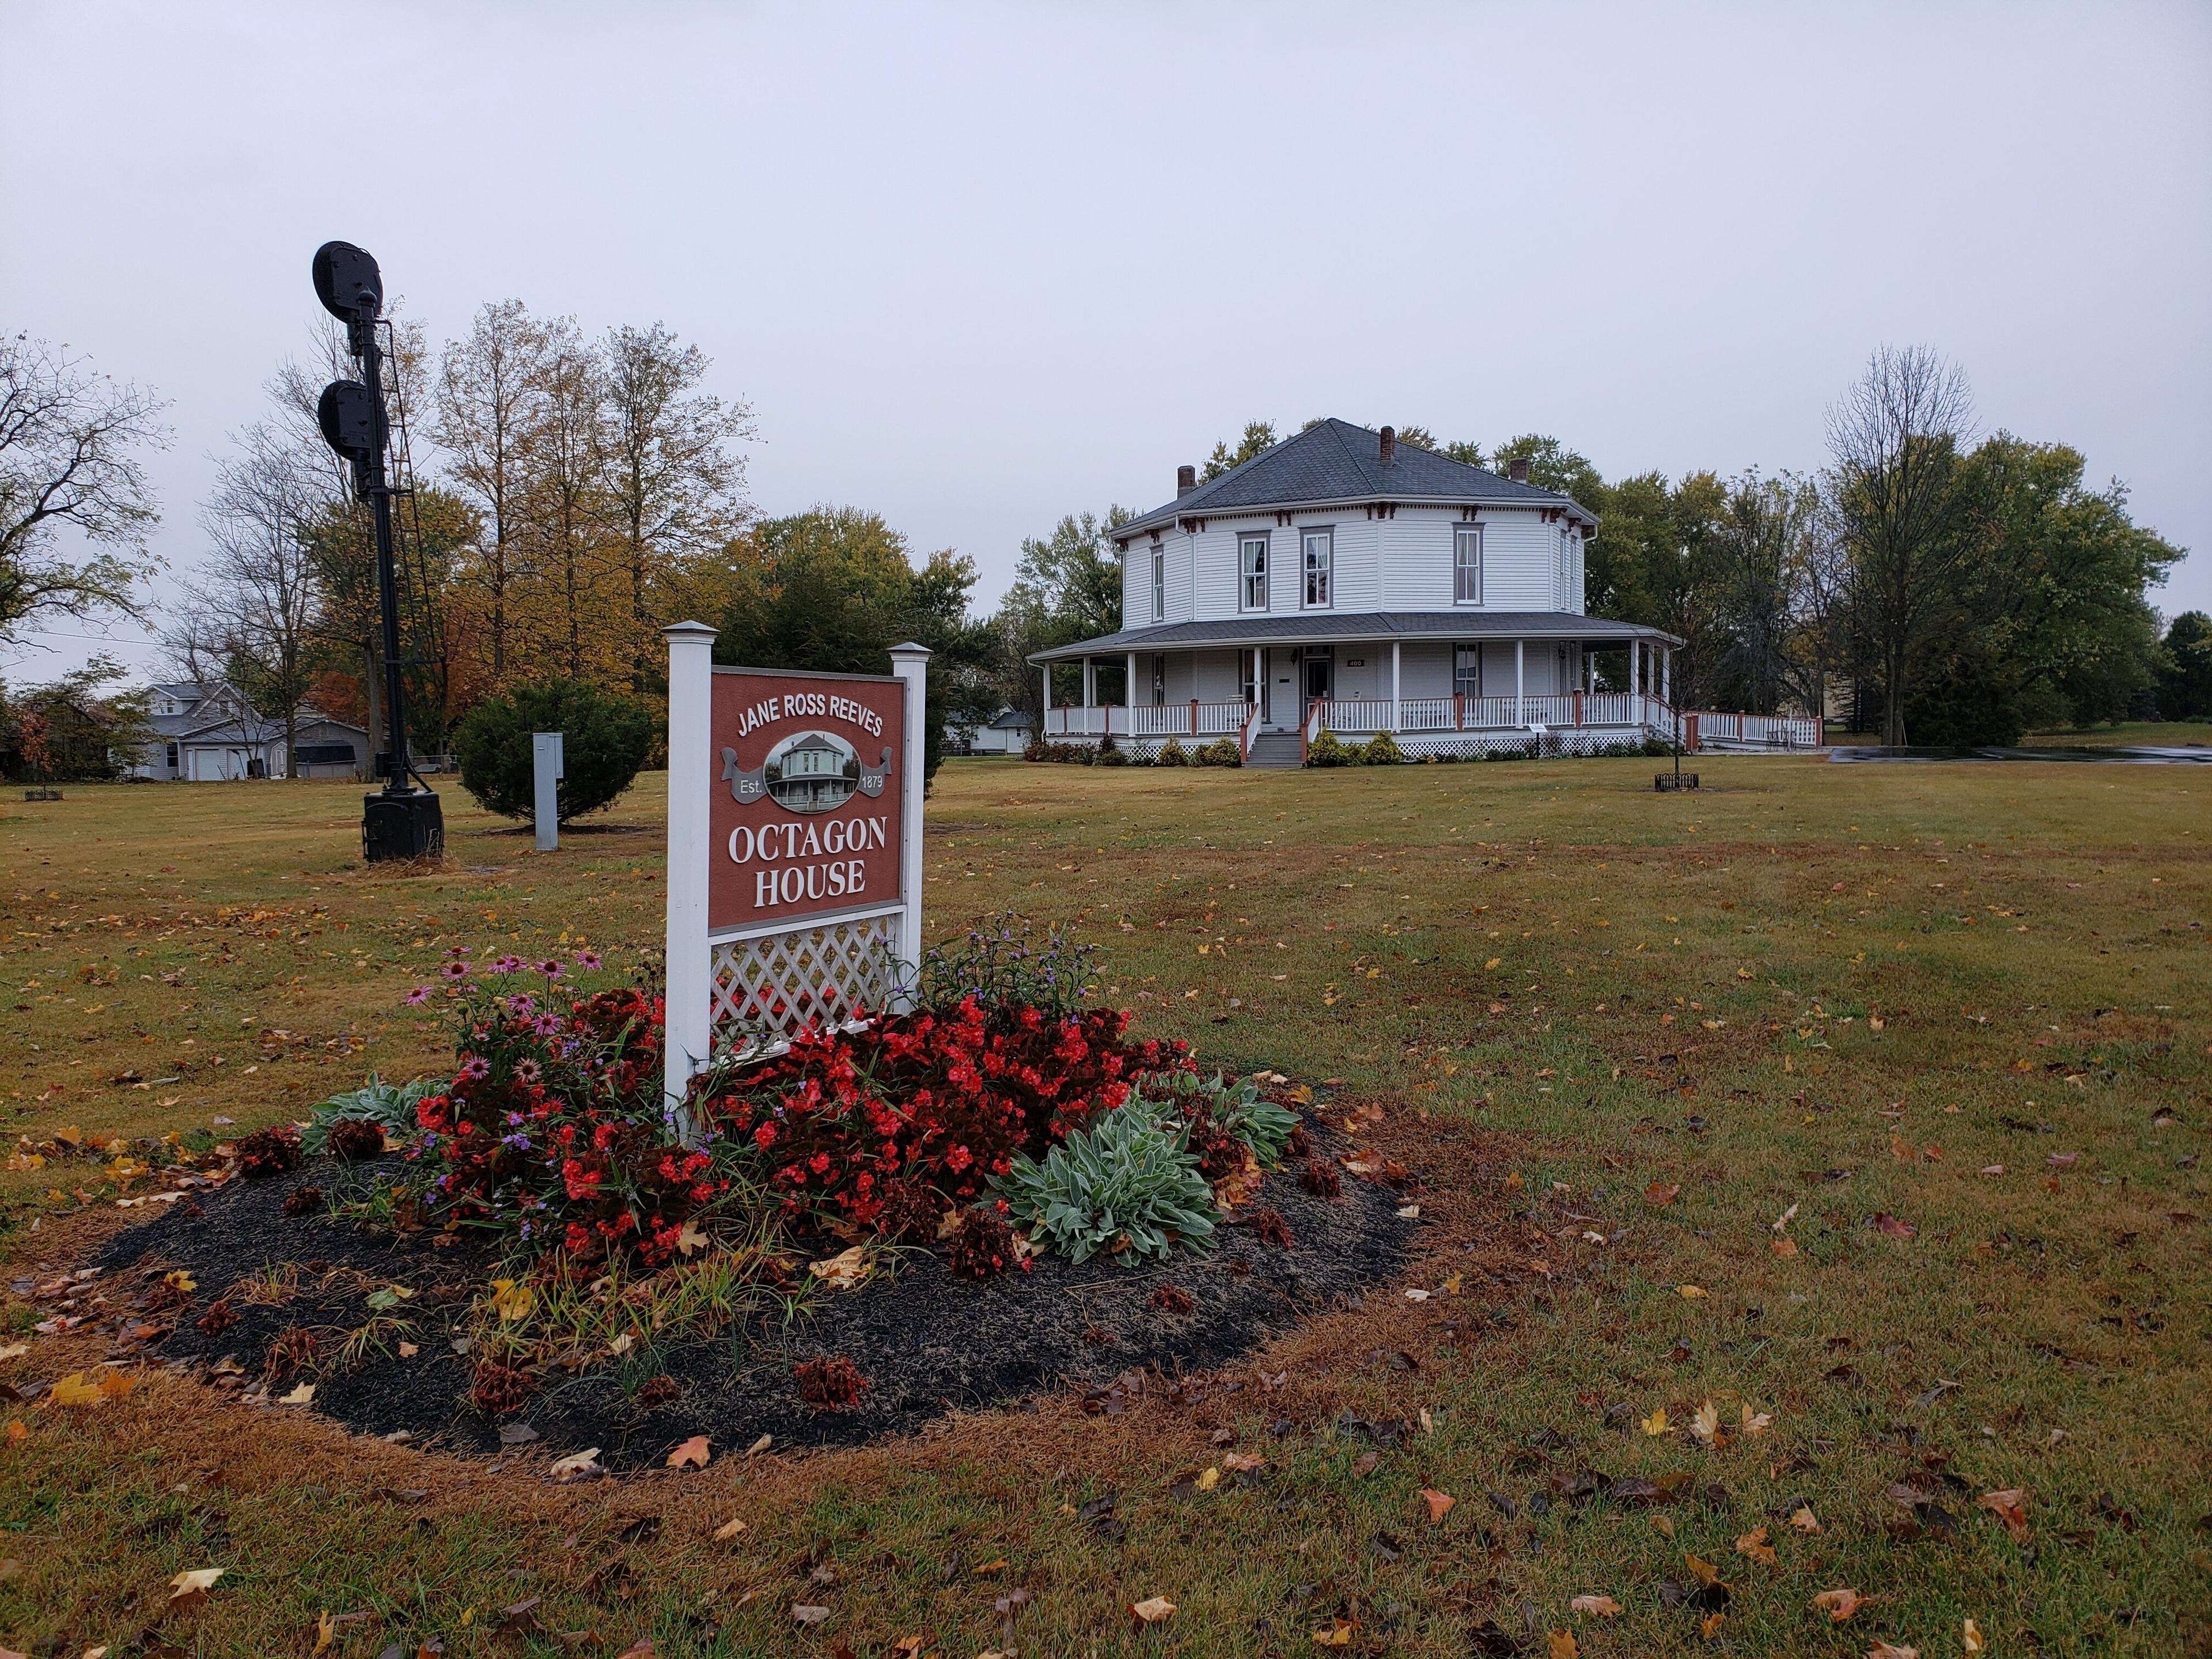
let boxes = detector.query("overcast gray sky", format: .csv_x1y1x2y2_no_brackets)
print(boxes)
5,0,2207,683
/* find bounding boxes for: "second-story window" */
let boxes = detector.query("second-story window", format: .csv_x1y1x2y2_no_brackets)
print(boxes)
1152,547,1166,620
1301,528,1332,608
1239,533,1268,611
1454,524,1483,604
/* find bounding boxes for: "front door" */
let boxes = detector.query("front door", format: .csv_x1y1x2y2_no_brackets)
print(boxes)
1303,648,1333,717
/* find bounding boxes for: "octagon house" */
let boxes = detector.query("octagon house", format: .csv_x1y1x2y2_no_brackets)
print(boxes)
1030,420,1682,765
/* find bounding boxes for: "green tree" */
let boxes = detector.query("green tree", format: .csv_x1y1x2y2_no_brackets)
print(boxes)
1200,421,1277,482
452,677,653,821
2157,611,2212,721
1489,434,1607,507
0,656,152,781
998,508,1127,715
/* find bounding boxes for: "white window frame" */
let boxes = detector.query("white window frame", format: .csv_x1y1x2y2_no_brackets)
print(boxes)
1238,533,1269,612
1301,527,1333,609
1453,645,1482,699
1151,547,1166,622
1453,523,1483,605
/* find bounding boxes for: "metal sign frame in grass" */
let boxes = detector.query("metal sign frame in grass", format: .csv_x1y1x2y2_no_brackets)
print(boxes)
661,623,929,1143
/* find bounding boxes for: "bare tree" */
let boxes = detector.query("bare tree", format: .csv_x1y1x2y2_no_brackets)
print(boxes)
522,317,612,680
1,332,171,642
436,301,547,680
599,323,753,685
167,425,323,777
1825,346,1975,744
1709,469,1820,715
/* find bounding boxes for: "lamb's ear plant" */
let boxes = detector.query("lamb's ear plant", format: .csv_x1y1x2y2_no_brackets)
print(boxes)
1147,1071,1300,1165
303,1075,430,1153
991,1104,1217,1266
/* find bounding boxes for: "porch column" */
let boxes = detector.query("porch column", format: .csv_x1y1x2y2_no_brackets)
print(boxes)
1081,657,1096,708
1515,639,1525,727
1040,663,1051,734
1662,647,1672,705
1630,638,1641,698
1126,650,1139,712
1389,639,1402,733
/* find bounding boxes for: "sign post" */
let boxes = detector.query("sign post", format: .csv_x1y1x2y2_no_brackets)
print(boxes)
532,731,564,853
661,622,927,1141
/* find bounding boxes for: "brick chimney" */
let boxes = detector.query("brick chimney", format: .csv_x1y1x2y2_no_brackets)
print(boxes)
1176,464,1197,498
1508,456,1531,483
1378,425,1396,465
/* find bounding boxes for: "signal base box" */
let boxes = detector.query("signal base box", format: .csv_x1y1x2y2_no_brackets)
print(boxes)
363,790,445,862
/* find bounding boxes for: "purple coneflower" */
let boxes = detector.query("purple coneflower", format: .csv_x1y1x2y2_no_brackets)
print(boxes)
537,958,565,980
404,986,431,1006
505,994,537,1018
574,949,603,971
439,960,470,981
459,1055,491,1082
513,1058,543,1086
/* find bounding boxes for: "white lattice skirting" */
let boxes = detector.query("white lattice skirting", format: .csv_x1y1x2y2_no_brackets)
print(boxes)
708,911,903,1052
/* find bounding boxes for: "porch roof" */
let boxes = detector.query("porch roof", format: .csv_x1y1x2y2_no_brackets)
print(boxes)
1027,611,1681,664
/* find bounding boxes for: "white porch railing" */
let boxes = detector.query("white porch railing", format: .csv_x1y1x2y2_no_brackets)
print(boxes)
1042,702,1251,740
1683,711,1821,749
1310,691,1673,734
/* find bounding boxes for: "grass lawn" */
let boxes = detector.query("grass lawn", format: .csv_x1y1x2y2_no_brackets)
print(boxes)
3,755,2207,1657
2018,722,2212,749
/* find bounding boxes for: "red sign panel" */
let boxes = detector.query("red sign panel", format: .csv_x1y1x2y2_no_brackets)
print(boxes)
707,668,906,934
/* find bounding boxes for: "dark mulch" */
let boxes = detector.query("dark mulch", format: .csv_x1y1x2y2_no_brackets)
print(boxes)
96,1137,1410,1471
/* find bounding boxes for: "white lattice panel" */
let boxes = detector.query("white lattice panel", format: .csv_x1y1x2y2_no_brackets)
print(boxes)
707,911,902,1051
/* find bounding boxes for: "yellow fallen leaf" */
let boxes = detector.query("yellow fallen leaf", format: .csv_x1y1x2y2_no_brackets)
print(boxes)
489,1278,535,1323
1547,1632,1579,1659
1195,1466,1220,1492
1131,1596,1176,1624
1770,1237,1801,1259
1700,1611,1727,1638
313,1610,337,1657
1677,1285,1708,1300
1312,1617,1354,1647
810,1245,868,1291
1650,1513,1676,1538
279,1383,314,1405
44,1373,110,1408
0,1344,25,1362
667,1434,710,1469
1690,1400,1722,1445
1569,1594,1622,1616
1421,1488,1455,1523
713,1518,747,1541
1641,1407,1670,1437
1734,1525,1777,1566
1789,1505,1821,1533
1811,1586,1866,1622
1741,1404,1774,1435
168,1567,224,1609
164,1270,195,1294
676,1223,709,1257
5,1422,25,1445
1684,1553,1722,1588
1963,1618,1984,1653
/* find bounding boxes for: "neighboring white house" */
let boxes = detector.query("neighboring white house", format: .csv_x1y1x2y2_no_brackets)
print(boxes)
130,683,371,781
947,709,1035,755
1029,421,1688,763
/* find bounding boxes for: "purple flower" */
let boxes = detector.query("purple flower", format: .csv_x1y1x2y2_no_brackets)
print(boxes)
574,949,603,971
505,994,538,1018
439,960,470,981
447,945,471,958
501,1132,531,1149
513,1058,543,1086
458,1055,491,1082
404,987,431,1006
489,954,524,975
536,958,565,980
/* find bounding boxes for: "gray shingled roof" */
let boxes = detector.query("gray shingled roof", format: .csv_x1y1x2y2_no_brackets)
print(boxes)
1116,419,1593,537
1029,611,1679,663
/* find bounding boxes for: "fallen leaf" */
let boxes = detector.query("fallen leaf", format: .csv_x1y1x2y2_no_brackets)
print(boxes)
1770,1237,1801,1259
1569,1594,1622,1617
1789,1505,1821,1533
810,1245,868,1291
1641,1407,1671,1437
1978,1487,2030,1541
1418,1407,1434,1435
713,1518,747,1541
1811,1587,1866,1622
1312,1617,1355,1647
667,1435,710,1469
1547,1632,1579,1659
1690,1400,1722,1445
1194,1467,1220,1492
1421,1488,1455,1523
1352,1450,1380,1478
1644,1182,1680,1207
1866,1644,1918,1659
1873,1213,1916,1241
1651,1514,1677,1539
1131,1596,1176,1624
1963,1618,1984,1653
279,1383,315,1405
790,1605,831,1626
1891,1134,1912,1161
4,1422,24,1446
168,1567,225,1609
0,1344,24,1362
489,1278,535,1322
1740,1404,1774,1435
1734,1525,1777,1566
1700,1612,1727,1639
1683,1554,1722,1589
550,1449,603,1482
608,1332,636,1356
1677,1285,1708,1300
1222,1452,1266,1472
397,1341,419,1359
44,1372,114,1408
745,1433,772,1456
676,1224,709,1257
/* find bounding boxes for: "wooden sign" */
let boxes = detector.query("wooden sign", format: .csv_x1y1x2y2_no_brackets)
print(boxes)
708,668,906,931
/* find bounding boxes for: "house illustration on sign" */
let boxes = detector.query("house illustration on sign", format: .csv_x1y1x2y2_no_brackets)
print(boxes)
1029,420,1690,765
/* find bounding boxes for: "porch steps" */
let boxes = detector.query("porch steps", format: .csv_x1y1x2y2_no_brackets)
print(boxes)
1244,733,1303,770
